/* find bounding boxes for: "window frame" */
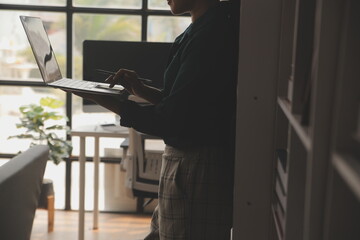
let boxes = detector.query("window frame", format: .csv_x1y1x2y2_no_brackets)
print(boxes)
0,0,186,210
0,1,179,153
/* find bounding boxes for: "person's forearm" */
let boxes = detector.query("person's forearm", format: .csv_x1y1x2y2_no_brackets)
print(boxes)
137,84,163,104
95,98,122,115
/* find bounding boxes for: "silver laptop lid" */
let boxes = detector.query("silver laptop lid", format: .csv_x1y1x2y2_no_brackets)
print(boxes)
20,16,62,84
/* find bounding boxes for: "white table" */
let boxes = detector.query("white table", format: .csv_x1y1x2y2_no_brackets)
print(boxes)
71,124,129,240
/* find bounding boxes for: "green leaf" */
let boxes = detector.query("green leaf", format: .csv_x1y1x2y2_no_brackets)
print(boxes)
40,97,64,109
46,125,67,130
16,123,25,128
49,115,63,120
19,106,28,113
8,134,36,139
33,106,44,113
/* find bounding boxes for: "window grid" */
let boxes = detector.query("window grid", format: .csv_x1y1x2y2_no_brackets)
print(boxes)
0,0,183,209
0,0,177,147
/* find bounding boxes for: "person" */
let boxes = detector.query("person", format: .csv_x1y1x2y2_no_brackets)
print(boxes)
70,0,237,239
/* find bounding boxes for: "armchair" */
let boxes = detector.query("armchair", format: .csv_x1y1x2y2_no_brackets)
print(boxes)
0,145,49,240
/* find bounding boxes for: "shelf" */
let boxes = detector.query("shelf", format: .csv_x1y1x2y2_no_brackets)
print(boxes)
277,97,312,151
275,176,287,210
354,134,360,144
272,205,284,240
332,152,360,201
277,164,288,192
276,149,288,191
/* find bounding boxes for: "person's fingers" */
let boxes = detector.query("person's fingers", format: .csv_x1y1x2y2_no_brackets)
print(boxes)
105,69,140,94
121,81,133,94
123,70,138,80
113,69,129,86
104,71,120,87
103,69,145,98
116,69,137,82
104,75,113,83
105,74,118,88
105,69,126,87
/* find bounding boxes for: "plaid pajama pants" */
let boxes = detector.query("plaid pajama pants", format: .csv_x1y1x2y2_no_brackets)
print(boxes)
144,145,234,240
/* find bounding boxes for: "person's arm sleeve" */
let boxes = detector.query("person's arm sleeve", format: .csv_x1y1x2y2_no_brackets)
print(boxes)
119,29,234,139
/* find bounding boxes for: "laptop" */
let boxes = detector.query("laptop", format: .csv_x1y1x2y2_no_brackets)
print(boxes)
20,16,126,96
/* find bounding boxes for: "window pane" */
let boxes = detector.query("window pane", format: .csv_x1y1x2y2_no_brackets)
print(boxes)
72,14,141,128
0,11,66,81
148,0,169,10
0,86,66,154
148,16,190,42
72,95,121,128
74,0,141,9
0,0,65,6
73,14,141,80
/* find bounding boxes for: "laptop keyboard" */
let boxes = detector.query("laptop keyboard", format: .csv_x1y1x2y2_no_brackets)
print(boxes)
51,78,97,89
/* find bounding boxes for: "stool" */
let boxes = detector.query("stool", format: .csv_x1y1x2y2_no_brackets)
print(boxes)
38,178,55,232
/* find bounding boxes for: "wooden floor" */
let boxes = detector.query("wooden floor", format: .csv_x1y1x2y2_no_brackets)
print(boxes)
31,209,152,240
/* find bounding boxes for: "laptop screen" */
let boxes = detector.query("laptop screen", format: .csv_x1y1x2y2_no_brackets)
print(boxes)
20,16,62,83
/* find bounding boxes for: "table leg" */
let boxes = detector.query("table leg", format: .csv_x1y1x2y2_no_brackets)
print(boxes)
114,165,120,198
79,136,86,240
93,136,100,230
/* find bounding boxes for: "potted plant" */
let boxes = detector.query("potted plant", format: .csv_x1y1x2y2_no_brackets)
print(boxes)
9,96,72,164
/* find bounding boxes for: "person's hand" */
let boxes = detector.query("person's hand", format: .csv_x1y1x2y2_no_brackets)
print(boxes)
105,69,144,97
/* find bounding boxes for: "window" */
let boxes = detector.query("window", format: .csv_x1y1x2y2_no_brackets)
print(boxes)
0,0,191,209
0,1,190,155
0,11,66,81
0,0,65,6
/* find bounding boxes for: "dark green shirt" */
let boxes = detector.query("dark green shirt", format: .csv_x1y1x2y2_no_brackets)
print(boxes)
120,3,237,148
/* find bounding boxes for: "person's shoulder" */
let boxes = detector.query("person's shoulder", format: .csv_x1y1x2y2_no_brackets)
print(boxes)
191,16,233,47
180,3,235,53
196,4,234,36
